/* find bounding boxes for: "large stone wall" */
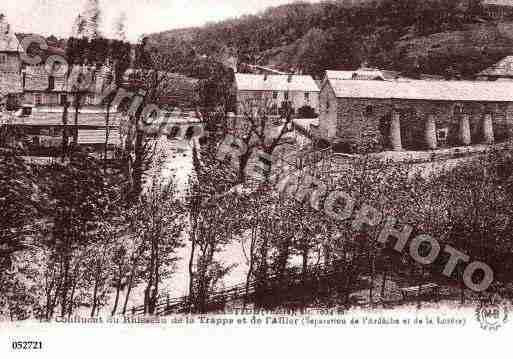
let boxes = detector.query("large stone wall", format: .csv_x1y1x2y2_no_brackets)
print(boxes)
332,98,513,153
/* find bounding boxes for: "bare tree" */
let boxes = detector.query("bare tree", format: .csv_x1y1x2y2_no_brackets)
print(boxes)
228,97,296,183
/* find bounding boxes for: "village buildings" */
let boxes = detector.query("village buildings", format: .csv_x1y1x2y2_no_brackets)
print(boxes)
0,15,124,152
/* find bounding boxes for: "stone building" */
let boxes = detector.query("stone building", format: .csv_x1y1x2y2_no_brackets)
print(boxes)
0,14,23,109
233,73,320,116
319,77,513,153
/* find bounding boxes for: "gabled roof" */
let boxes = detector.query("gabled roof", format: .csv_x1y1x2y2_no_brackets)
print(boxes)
234,73,319,92
327,79,513,102
478,56,513,77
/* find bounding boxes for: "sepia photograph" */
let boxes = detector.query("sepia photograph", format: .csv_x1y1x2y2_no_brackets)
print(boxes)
0,0,512,357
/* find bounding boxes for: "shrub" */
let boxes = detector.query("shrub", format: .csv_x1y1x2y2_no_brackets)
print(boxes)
297,105,318,119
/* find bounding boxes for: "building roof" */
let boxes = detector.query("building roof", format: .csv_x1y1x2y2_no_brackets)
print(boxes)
478,56,513,78
484,0,513,6
234,73,319,92
327,79,513,102
246,64,289,75
325,69,386,81
3,107,122,126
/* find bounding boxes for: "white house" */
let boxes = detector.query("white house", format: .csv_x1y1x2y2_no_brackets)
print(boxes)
233,73,320,116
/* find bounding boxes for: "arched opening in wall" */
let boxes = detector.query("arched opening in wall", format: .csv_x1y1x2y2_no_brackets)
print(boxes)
378,112,391,150
400,108,424,150
447,103,464,146
362,104,381,152
469,106,485,144
365,105,374,117
481,111,496,144
493,108,509,143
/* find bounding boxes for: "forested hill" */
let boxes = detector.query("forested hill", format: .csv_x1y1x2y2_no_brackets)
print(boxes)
147,0,513,80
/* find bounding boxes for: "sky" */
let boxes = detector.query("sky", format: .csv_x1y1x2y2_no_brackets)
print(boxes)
0,0,311,41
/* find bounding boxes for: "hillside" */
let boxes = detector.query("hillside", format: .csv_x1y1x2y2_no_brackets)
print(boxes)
380,21,513,78
145,0,513,80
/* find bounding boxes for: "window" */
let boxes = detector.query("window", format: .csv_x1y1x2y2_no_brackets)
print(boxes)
86,93,95,105
34,93,42,106
48,76,55,90
326,100,330,113
22,107,32,117
305,93,310,103
0,54,6,64
273,91,278,99
284,91,289,100
60,94,68,106
437,129,448,141
365,105,373,116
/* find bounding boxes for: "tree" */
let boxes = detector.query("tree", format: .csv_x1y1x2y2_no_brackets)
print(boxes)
74,0,101,39
226,98,296,183
38,154,119,318
0,151,41,320
0,151,38,269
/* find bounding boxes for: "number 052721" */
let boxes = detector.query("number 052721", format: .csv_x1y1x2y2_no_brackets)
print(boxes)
12,341,43,350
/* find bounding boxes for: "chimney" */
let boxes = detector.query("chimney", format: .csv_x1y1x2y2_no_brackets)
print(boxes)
287,74,293,83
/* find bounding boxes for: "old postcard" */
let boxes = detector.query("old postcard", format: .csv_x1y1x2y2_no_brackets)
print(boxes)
0,0,512,357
